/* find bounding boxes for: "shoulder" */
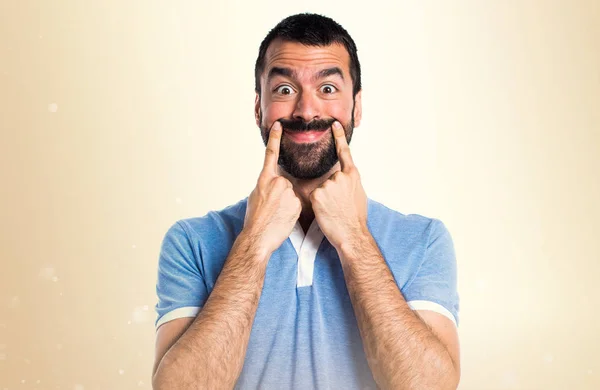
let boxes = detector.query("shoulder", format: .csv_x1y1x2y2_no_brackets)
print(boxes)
366,198,454,283
366,197,445,245
173,197,249,241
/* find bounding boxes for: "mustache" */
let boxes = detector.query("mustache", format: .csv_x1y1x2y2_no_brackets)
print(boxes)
278,118,336,132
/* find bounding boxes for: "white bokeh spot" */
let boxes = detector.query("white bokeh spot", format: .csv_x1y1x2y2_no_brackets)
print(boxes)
131,305,151,324
8,296,20,309
48,103,58,113
502,370,518,389
38,267,56,280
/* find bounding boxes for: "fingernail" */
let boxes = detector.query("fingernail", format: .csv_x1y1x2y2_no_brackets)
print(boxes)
273,121,281,131
333,121,341,129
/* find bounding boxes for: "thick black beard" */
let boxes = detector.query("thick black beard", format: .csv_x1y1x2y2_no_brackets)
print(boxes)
278,117,335,132
259,106,355,180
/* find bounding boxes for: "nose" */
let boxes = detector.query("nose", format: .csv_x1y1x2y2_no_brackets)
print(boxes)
292,91,322,123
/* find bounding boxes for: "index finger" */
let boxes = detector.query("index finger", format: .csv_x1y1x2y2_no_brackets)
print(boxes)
332,121,355,172
262,121,283,176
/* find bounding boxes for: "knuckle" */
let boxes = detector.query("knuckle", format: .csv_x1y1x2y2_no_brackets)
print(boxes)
274,176,289,188
256,174,267,188
285,187,297,198
310,188,320,201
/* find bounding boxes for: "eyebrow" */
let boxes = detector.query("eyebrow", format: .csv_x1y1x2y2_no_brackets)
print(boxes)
315,67,344,81
267,67,295,81
266,66,345,83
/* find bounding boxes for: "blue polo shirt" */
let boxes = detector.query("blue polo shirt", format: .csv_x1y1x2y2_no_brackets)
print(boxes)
154,196,459,389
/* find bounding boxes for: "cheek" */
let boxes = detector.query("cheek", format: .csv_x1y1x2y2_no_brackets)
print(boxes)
324,101,353,121
262,98,353,122
321,91,353,112
262,101,293,123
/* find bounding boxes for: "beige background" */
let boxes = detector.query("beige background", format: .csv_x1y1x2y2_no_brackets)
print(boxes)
1,0,599,389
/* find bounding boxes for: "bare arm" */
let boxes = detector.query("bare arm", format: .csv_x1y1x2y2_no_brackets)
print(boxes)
306,122,460,389
152,229,270,389
152,120,301,389
339,231,460,390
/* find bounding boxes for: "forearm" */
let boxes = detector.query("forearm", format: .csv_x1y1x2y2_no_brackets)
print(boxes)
339,232,457,390
153,229,270,390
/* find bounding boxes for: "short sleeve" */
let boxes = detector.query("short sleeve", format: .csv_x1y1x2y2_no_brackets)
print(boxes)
154,221,209,330
403,219,460,327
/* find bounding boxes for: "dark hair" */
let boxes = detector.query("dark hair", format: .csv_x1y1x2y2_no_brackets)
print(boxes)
254,13,362,98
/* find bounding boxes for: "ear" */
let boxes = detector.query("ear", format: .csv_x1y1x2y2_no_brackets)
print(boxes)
254,93,261,127
353,90,362,128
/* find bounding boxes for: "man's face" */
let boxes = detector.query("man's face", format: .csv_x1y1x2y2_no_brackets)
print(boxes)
256,39,362,180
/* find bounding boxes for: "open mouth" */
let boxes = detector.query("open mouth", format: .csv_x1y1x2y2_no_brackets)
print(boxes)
284,129,327,143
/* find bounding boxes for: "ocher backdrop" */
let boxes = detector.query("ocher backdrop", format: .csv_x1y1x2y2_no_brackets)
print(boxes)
1,1,599,389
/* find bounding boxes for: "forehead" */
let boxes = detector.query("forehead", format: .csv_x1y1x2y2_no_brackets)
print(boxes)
263,39,351,79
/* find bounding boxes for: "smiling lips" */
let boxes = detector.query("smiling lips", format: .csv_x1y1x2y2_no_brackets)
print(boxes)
284,130,328,143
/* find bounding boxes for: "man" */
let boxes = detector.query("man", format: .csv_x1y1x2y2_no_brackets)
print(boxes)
152,13,460,390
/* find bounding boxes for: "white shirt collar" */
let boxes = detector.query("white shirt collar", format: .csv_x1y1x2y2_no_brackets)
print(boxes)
288,219,325,287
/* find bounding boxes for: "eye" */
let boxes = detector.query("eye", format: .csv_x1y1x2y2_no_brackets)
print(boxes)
320,84,337,94
274,85,295,95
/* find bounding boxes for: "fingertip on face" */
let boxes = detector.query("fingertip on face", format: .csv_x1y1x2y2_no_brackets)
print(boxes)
330,120,344,135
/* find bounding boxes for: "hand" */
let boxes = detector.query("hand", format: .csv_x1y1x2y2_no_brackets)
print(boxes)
310,121,368,253
243,121,302,257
